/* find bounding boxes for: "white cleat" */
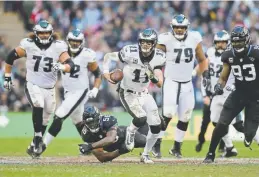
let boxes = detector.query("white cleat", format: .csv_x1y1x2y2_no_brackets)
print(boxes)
140,154,154,164
125,127,135,151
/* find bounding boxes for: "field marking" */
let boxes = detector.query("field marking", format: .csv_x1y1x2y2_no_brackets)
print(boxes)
1,156,259,165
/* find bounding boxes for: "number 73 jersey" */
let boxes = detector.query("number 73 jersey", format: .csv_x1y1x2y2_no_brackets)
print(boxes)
19,38,68,88
118,44,166,92
222,45,259,94
158,31,202,82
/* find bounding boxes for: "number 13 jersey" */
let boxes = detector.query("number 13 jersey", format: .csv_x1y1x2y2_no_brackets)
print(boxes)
118,44,166,92
158,31,202,82
19,38,68,88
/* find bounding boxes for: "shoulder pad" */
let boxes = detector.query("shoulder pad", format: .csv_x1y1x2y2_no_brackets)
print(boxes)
83,48,97,62
101,115,118,131
155,48,166,57
55,40,68,54
19,38,33,50
158,32,170,44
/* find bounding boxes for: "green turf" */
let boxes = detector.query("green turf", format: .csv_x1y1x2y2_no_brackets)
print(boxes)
1,139,259,177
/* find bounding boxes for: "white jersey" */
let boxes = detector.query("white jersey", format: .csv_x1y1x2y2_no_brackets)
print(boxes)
20,38,67,88
158,31,202,82
119,44,166,92
62,48,96,92
205,47,235,95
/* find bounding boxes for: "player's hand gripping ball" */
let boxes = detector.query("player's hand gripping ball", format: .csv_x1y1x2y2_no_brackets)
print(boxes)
110,69,123,83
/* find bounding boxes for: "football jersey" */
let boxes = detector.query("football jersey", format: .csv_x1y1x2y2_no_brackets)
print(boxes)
222,45,259,98
20,38,67,88
158,31,202,82
81,115,118,143
207,47,235,94
62,48,96,92
118,44,166,92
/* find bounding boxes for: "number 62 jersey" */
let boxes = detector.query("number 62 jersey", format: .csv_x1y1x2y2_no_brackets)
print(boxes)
222,45,259,96
118,44,166,92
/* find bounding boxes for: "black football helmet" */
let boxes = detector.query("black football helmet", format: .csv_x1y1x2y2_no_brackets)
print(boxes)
138,28,158,56
231,26,250,53
83,106,101,133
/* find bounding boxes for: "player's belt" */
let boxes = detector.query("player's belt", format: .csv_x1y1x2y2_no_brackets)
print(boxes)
122,88,147,95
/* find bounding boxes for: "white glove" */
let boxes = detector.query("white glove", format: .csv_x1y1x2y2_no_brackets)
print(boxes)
52,63,66,72
144,64,154,79
3,73,12,91
87,87,99,99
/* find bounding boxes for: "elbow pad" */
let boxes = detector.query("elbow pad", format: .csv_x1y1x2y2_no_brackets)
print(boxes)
92,67,101,78
63,58,75,72
6,49,19,65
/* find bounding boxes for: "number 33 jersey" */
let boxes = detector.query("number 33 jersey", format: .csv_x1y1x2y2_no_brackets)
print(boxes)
222,45,259,95
62,48,96,92
158,31,202,82
118,44,166,92
19,38,67,88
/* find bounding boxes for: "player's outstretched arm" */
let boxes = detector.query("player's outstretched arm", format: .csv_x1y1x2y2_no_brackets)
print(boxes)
103,52,119,84
92,148,121,163
218,63,230,87
196,43,209,72
4,47,25,90
56,52,75,73
92,128,117,149
87,62,102,99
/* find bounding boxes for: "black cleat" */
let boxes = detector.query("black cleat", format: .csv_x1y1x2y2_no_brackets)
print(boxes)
151,138,162,159
169,141,182,159
203,152,215,163
31,136,46,158
26,145,34,157
195,141,204,152
220,146,238,158
244,139,252,150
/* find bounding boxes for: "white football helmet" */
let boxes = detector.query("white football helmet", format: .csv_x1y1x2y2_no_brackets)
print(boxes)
214,30,230,54
170,14,190,40
33,20,53,45
66,29,85,53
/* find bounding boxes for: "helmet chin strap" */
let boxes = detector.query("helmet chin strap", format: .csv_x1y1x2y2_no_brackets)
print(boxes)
234,47,245,52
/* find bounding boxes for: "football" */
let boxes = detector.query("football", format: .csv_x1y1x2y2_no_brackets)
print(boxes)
110,69,123,83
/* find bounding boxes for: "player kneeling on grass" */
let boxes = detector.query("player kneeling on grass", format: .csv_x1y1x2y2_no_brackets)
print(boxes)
78,106,147,163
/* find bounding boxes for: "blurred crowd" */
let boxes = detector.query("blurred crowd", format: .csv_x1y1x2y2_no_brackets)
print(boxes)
2,1,259,112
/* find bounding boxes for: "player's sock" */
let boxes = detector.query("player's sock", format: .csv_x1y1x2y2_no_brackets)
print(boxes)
175,121,188,142
32,107,43,136
128,122,138,133
143,131,159,155
42,125,47,136
43,133,54,147
222,133,234,148
208,123,228,153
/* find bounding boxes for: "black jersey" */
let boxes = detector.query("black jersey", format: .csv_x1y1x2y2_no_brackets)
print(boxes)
81,115,118,143
221,45,259,98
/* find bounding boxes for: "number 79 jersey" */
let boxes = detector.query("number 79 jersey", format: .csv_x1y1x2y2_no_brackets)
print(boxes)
222,45,259,94
158,31,202,82
19,38,68,88
118,44,166,92
61,48,96,92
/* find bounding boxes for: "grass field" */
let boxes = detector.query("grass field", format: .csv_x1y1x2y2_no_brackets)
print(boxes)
1,138,259,177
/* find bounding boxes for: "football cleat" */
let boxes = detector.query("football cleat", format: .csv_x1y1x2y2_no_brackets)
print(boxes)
125,127,135,151
140,154,154,164
203,152,215,163
26,145,34,157
169,142,182,159
220,146,238,158
195,141,204,152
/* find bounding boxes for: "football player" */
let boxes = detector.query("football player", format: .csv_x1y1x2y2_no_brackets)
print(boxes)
204,26,259,163
28,29,102,157
78,106,147,162
103,28,166,163
153,14,210,158
4,20,74,157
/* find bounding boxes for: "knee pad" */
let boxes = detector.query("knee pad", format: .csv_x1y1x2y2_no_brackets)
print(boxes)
162,116,172,131
233,121,244,133
150,125,161,134
132,116,147,127
176,121,188,131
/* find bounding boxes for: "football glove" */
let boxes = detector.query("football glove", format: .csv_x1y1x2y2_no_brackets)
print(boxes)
3,74,12,91
87,87,99,99
78,143,93,155
202,70,211,89
214,83,224,95
145,65,159,84
52,63,66,72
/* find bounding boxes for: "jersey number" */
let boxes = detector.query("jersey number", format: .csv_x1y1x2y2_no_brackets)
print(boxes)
69,65,80,78
232,64,256,81
174,48,193,63
132,69,148,83
33,55,53,72
210,63,222,78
